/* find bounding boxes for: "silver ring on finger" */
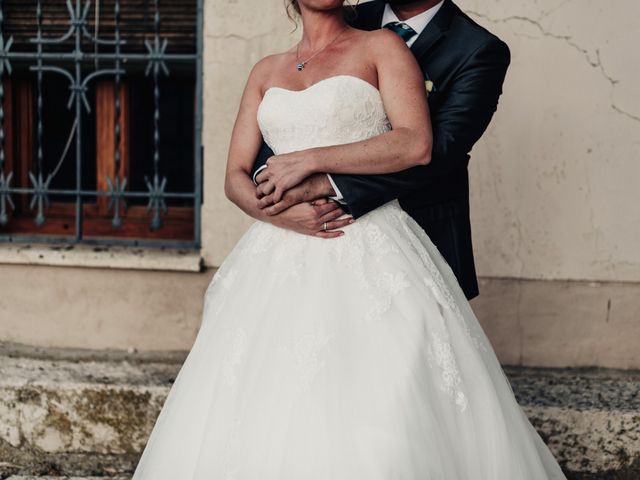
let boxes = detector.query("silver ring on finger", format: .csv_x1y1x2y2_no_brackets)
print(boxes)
323,222,328,231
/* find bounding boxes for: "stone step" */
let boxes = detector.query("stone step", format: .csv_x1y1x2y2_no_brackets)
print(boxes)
0,343,638,479
5,477,129,480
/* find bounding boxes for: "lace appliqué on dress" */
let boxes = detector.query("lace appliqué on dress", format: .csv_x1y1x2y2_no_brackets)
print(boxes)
364,271,411,323
278,331,335,396
327,212,411,325
426,329,469,413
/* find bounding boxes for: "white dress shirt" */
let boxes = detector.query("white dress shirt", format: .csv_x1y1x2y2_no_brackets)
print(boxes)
254,0,445,203
380,1,444,48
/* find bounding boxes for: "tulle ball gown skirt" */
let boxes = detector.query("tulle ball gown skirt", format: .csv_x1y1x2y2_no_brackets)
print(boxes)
132,199,567,480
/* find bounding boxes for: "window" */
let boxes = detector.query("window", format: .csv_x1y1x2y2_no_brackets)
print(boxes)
0,0,203,248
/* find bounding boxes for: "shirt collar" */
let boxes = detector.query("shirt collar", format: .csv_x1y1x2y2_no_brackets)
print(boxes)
381,1,445,36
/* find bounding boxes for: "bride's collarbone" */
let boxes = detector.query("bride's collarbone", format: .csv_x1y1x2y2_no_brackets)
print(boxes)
264,70,379,94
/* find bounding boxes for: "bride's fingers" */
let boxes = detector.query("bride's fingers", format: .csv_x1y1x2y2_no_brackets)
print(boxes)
315,230,344,239
315,217,354,238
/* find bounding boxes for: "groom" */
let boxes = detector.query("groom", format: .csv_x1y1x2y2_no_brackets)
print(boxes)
251,0,510,300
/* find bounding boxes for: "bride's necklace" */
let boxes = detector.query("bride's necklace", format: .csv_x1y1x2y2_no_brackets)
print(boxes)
295,29,346,72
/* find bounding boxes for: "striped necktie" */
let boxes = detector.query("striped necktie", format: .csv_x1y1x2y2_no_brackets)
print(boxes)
383,21,418,42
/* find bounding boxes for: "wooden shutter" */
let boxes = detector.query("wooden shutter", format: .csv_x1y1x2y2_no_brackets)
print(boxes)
2,0,197,54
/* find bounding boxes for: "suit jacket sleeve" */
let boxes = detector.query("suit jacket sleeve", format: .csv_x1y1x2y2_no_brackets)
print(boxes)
250,141,275,185
329,38,511,218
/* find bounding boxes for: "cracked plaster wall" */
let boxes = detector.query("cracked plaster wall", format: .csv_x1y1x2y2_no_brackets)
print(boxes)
459,0,640,283
201,0,640,284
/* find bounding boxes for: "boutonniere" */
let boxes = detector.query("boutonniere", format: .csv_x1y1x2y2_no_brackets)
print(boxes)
424,71,436,96
425,80,435,94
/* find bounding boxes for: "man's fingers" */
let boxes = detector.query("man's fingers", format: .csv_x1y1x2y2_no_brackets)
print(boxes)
314,201,341,217
261,181,276,197
318,208,349,224
272,188,283,204
255,183,267,199
255,169,269,184
257,193,275,209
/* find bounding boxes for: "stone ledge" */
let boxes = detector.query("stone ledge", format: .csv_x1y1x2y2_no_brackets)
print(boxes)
7,475,129,480
0,243,204,272
506,366,640,412
0,352,638,478
6,477,129,480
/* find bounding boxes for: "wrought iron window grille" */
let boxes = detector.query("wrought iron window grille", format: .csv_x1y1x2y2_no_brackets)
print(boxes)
0,0,203,249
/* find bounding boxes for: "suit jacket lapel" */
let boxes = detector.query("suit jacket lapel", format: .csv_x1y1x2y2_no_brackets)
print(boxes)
410,0,456,61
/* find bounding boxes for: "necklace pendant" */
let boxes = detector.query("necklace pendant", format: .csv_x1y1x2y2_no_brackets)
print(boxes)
296,62,305,71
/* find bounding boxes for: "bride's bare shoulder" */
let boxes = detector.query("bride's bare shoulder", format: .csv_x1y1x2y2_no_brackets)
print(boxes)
355,28,418,76
346,28,412,70
247,50,296,89
361,27,410,53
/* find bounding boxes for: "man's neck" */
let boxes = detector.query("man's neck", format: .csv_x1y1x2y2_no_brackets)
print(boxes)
390,0,443,21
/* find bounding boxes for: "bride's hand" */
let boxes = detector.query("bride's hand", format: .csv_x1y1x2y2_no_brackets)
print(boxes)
259,152,314,203
268,198,353,238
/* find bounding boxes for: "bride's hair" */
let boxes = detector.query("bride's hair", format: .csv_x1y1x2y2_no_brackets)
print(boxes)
287,0,301,17
286,1,358,24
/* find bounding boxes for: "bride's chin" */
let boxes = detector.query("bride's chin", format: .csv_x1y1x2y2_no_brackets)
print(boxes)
298,0,344,12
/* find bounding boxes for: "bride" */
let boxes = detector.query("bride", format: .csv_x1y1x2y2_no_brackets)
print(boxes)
133,1,567,479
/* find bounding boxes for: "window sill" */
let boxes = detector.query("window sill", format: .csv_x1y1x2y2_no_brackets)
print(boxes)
0,242,204,273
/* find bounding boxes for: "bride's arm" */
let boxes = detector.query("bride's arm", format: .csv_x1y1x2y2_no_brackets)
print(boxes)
224,57,352,237
260,30,432,202
223,58,274,220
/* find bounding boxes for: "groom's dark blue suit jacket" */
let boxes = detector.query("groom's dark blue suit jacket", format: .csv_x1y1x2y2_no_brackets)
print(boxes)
251,0,511,300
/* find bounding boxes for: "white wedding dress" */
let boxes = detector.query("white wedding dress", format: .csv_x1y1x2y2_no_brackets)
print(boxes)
133,74,567,480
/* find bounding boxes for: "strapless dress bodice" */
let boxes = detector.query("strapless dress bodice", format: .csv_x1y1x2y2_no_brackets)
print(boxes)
257,74,391,155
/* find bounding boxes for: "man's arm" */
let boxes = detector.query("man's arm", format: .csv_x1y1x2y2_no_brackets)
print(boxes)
330,38,511,218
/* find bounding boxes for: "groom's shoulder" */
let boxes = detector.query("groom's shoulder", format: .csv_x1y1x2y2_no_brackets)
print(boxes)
353,0,383,18
349,1,384,30
447,1,510,56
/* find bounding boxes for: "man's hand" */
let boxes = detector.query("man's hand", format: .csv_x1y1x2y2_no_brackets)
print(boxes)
256,171,337,215
267,198,353,238
256,153,315,203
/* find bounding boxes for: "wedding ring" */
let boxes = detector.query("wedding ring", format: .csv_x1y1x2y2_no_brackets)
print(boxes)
323,222,328,231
